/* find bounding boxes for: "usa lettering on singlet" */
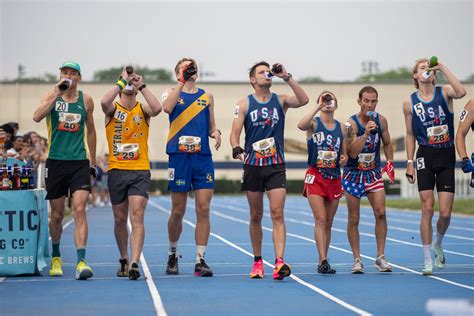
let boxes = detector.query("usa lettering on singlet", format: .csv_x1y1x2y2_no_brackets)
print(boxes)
166,88,211,155
344,113,382,183
243,93,285,166
410,86,454,148
307,117,343,179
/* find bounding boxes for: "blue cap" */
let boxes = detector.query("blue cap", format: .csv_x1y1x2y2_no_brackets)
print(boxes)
59,61,81,74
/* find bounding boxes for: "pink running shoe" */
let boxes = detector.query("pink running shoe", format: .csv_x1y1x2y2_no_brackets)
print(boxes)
273,257,291,280
250,259,264,279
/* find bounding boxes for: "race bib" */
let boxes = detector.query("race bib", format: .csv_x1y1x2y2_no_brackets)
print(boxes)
252,137,276,159
55,101,68,112
178,136,201,153
304,173,315,184
427,125,449,145
58,113,81,132
114,110,128,122
357,153,376,171
317,150,337,169
116,143,140,160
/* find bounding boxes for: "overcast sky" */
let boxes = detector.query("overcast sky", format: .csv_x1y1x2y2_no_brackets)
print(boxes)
1,0,472,82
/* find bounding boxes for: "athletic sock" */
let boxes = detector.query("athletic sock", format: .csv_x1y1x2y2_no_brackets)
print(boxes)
254,256,262,262
423,245,432,264
77,248,86,263
52,242,61,258
434,232,444,247
196,245,207,263
169,241,178,255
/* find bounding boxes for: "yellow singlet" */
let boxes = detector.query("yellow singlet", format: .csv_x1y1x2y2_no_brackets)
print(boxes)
106,101,150,170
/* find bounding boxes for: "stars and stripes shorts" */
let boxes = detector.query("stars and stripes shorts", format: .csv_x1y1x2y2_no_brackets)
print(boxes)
342,170,384,198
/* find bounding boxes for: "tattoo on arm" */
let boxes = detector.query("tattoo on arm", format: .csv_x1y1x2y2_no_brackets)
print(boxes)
347,125,354,143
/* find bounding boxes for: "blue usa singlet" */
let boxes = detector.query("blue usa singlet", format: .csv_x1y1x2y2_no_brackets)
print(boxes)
345,113,382,173
244,93,285,166
307,117,343,179
410,86,454,148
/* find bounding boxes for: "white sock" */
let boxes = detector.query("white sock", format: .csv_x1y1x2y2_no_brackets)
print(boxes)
434,232,444,247
169,241,178,255
196,245,207,263
423,245,432,264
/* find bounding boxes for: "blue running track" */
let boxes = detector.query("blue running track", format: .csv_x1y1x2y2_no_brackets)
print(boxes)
1,195,473,315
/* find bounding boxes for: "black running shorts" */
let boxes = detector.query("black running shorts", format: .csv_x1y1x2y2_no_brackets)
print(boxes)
415,146,455,193
241,164,287,192
45,159,91,199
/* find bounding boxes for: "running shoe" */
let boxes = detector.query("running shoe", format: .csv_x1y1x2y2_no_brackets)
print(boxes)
194,258,213,277
317,260,336,274
128,262,141,280
374,255,392,272
250,259,264,279
433,244,446,269
117,258,129,277
422,262,433,276
166,253,180,275
49,256,63,277
272,258,291,280
76,260,93,280
351,258,364,274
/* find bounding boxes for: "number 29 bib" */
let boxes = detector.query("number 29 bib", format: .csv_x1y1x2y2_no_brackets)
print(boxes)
116,143,140,160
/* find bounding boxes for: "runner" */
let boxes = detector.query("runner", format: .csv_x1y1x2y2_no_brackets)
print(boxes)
33,61,97,280
343,86,395,274
298,91,347,274
403,58,466,275
456,99,474,186
230,61,309,279
101,67,162,280
162,58,221,277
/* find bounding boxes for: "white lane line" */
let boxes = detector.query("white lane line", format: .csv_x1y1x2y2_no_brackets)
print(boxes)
212,201,474,258
210,209,474,291
282,202,474,232
149,200,372,316
220,199,474,231
127,219,167,316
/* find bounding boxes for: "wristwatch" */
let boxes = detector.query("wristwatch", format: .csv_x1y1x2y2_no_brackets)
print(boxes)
283,73,293,82
407,159,414,165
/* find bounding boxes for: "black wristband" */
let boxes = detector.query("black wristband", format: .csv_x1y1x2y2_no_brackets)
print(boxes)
139,84,147,91
232,146,244,159
283,73,293,82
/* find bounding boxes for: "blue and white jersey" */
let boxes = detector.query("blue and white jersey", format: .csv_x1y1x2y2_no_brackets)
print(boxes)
244,93,285,166
411,86,454,148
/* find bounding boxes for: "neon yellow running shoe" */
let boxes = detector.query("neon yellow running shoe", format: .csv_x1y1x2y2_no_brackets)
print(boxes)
76,260,93,280
49,257,63,277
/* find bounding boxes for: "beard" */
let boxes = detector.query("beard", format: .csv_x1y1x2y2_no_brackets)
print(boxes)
259,81,272,89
